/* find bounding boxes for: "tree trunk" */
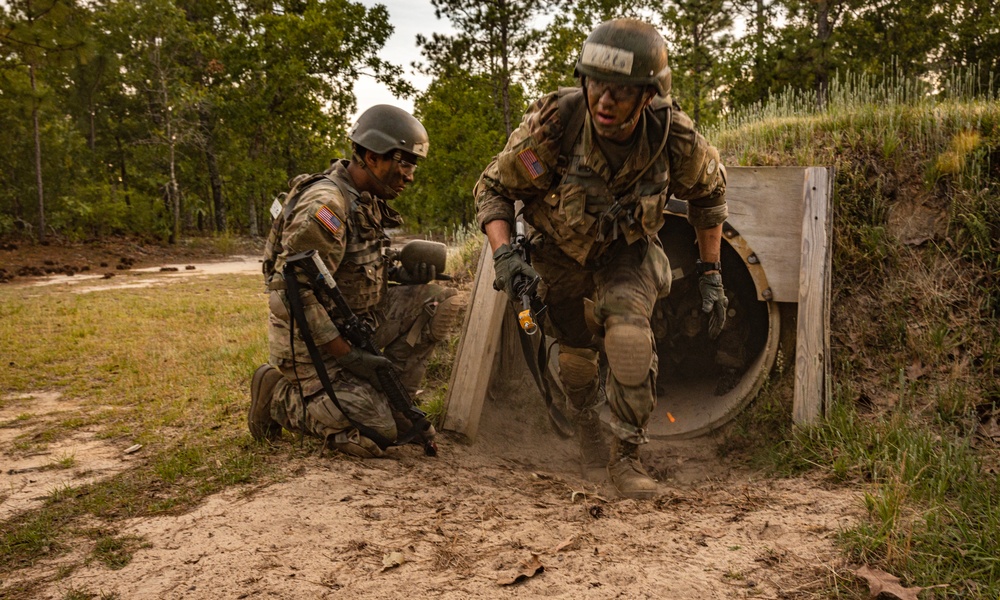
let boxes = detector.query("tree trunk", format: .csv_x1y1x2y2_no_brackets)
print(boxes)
201,111,226,233
116,135,131,206
88,108,95,151
816,0,832,108
169,134,180,244
249,192,261,238
30,62,46,243
499,0,513,137
692,23,703,124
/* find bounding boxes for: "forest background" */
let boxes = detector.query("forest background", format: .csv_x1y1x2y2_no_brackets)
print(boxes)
1,0,996,244
2,1,1000,597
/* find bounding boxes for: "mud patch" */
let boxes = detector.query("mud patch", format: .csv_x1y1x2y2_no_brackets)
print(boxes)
0,392,136,521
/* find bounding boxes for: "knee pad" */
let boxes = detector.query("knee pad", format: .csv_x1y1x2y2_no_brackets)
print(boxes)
558,346,599,390
604,315,653,387
429,292,466,342
306,395,351,435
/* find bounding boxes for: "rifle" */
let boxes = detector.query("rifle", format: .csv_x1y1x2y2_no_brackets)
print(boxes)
511,219,547,334
507,219,574,438
286,250,438,456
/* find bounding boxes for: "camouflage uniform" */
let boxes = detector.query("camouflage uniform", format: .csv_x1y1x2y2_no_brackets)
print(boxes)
265,159,458,446
475,88,727,445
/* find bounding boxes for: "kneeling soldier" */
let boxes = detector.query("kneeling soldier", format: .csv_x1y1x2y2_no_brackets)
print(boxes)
251,105,465,457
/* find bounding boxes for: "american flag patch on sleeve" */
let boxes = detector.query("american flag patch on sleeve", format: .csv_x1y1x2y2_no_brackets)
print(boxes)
315,205,343,237
517,148,546,179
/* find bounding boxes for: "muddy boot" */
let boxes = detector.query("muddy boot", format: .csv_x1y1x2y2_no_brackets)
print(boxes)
607,438,657,499
577,409,610,481
249,364,283,441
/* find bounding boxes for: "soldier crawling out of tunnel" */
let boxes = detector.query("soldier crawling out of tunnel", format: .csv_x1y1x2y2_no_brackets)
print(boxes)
474,18,730,498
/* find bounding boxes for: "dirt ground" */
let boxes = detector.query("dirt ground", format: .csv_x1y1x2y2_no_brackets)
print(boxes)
0,239,865,599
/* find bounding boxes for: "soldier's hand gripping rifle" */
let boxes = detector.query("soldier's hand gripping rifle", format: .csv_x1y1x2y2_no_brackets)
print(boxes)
286,250,438,456
511,219,547,335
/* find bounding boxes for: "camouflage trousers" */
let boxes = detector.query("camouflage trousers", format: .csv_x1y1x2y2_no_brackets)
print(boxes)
268,283,459,444
532,236,671,445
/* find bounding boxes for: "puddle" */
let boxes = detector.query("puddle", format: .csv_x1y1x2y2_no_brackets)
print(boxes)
25,256,261,293
0,392,136,521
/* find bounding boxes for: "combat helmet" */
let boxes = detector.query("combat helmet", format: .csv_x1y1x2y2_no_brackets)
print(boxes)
349,104,429,158
574,19,671,97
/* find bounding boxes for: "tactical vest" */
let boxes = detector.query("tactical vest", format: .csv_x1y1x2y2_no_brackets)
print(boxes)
333,196,392,314
521,88,673,266
263,168,390,316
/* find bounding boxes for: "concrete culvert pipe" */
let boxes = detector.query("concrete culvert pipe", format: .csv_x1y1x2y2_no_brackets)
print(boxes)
548,209,781,439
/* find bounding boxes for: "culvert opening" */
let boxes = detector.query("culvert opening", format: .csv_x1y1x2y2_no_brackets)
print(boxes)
643,215,780,439
541,215,781,439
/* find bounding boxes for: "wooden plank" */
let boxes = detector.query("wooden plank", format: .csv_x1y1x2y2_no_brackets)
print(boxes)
441,241,507,440
725,167,808,302
793,167,834,425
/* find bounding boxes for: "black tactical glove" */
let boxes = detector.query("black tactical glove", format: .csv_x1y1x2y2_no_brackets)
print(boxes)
335,346,394,389
699,272,728,339
391,261,436,284
492,244,539,303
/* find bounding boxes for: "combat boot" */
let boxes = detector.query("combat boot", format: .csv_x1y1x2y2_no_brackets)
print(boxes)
249,364,283,441
607,438,657,499
577,408,610,481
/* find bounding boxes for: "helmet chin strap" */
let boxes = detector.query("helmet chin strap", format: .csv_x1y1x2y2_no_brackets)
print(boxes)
354,151,399,200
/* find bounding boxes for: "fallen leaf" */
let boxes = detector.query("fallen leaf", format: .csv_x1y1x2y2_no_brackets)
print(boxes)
381,551,405,572
905,360,927,381
551,536,576,553
977,411,1000,442
854,565,947,599
497,553,544,586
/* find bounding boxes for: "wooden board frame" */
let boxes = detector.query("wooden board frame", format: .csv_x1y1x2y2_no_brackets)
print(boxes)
440,242,507,440
442,166,834,440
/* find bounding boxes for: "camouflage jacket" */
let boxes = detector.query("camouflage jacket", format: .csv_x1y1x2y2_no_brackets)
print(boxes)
475,88,728,265
266,160,401,362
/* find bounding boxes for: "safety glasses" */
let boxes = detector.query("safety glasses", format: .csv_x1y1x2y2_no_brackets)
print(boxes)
391,150,419,174
585,78,643,103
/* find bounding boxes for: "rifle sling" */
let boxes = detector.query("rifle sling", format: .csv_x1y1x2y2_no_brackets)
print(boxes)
514,319,574,439
282,264,395,451
312,278,429,449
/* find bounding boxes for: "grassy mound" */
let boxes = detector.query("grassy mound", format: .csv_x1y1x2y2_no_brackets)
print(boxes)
711,71,1000,598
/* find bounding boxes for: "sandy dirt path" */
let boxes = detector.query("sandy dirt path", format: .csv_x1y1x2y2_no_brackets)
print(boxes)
12,391,861,600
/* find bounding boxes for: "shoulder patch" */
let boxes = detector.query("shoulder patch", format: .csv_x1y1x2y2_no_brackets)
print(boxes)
517,148,546,179
314,205,344,237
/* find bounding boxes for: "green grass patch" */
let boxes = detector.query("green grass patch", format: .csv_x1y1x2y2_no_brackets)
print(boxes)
89,532,148,570
0,274,282,581
781,399,999,598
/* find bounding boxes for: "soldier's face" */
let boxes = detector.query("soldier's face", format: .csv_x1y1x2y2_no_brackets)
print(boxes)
585,77,646,141
369,151,417,197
